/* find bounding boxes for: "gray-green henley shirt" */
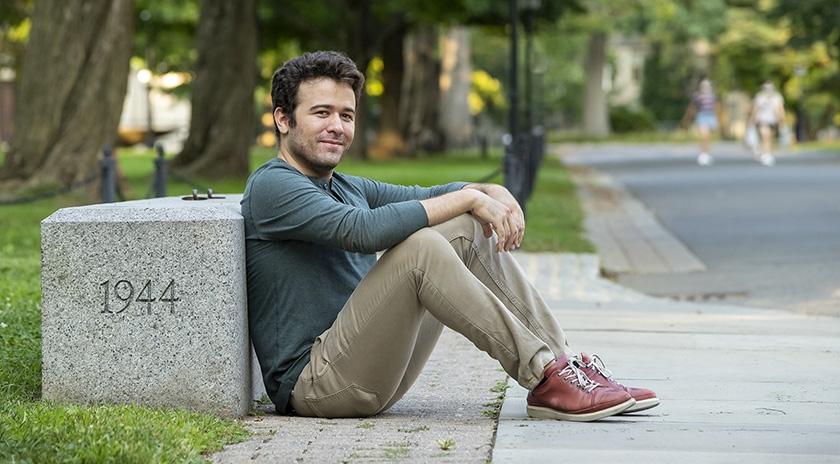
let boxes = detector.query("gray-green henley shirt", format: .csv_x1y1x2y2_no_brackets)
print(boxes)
241,157,466,413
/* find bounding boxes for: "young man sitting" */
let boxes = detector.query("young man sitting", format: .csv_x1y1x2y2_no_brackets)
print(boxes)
241,51,658,421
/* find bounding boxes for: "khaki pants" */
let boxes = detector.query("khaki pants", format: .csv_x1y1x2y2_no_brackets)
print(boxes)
289,214,569,418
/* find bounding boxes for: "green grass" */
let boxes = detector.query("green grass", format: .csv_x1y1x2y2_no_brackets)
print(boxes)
792,140,840,154
547,129,701,144
0,146,590,462
0,402,249,463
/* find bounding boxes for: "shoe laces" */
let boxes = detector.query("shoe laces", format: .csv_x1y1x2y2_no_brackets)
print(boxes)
557,358,600,393
587,354,625,387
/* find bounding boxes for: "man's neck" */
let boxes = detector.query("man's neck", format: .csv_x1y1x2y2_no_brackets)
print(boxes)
277,149,333,181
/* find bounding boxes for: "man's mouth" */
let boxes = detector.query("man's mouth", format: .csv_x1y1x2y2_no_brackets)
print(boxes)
319,139,344,146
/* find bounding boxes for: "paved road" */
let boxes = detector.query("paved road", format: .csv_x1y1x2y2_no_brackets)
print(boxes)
560,143,840,316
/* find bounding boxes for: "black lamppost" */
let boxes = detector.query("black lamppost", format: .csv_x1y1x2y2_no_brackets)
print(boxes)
504,0,543,213
521,0,542,205
504,0,521,206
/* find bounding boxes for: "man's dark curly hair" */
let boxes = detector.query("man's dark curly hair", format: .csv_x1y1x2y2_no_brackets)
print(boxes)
270,51,365,138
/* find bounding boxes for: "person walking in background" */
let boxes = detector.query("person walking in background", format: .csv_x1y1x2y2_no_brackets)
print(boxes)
682,79,721,166
749,80,786,166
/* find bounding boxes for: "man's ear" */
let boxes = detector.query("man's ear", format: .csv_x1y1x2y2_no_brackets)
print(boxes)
274,107,290,135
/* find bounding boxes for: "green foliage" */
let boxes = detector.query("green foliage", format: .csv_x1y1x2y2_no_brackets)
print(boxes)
133,0,199,74
0,0,32,70
713,7,786,93
641,41,697,124
771,0,840,59
609,105,657,133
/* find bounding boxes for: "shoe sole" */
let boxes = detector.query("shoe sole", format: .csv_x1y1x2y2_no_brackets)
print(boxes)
526,398,635,422
619,397,660,414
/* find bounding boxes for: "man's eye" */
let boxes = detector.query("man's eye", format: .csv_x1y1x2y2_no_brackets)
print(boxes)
341,114,354,122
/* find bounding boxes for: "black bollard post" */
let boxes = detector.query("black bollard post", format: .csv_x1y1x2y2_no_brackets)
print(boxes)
524,125,545,201
100,145,117,203
153,144,167,197
503,132,522,206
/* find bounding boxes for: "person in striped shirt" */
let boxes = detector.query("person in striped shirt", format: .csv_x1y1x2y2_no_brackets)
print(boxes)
682,78,721,166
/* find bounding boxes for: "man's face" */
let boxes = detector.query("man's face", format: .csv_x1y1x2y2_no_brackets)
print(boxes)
274,78,356,177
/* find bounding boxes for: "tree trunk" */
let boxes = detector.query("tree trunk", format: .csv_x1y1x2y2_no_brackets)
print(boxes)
439,27,473,149
343,0,374,160
369,22,407,159
582,31,610,136
172,0,257,180
400,26,444,155
0,0,133,196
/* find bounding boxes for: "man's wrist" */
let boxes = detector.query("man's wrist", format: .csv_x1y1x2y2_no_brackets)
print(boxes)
462,183,487,194
463,183,503,196
462,187,484,210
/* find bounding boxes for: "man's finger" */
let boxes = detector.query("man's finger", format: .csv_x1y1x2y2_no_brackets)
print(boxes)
482,222,493,238
494,218,509,252
505,214,518,251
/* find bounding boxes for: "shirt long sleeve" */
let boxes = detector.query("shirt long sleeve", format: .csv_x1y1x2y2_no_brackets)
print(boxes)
246,165,432,254
352,175,468,208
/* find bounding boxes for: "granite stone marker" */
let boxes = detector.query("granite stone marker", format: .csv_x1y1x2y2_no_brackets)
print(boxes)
41,195,264,417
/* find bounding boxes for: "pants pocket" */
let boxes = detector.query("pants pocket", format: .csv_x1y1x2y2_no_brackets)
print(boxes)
304,384,383,418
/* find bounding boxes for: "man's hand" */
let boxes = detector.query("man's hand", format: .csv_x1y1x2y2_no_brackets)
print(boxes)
464,184,525,252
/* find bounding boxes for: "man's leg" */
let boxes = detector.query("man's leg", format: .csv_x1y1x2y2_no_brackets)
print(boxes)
289,217,559,418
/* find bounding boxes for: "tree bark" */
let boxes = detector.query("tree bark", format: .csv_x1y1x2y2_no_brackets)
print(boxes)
0,0,133,196
369,22,407,159
171,0,257,180
582,31,610,136
400,26,444,155
439,27,473,149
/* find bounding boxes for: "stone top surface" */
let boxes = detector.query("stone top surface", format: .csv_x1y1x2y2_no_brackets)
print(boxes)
42,194,244,224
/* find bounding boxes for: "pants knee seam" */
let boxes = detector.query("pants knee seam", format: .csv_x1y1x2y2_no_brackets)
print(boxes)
460,239,557,347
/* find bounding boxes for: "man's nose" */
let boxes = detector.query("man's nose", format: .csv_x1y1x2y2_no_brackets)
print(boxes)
325,113,343,132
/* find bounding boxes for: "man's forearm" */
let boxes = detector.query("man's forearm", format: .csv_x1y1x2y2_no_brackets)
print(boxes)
420,189,481,226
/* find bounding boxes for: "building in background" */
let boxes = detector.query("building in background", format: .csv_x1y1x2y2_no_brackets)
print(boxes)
118,67,191,153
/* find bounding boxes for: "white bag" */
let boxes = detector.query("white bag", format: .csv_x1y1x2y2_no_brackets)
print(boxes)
744,125,759,154
779,124,792,147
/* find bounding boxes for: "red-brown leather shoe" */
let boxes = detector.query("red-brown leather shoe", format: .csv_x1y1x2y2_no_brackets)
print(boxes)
578,353,659,414
526,354,635,421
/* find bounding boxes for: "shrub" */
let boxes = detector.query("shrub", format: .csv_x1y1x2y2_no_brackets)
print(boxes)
609,105,658,133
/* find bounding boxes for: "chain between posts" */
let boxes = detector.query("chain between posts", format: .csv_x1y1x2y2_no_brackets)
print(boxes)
0,145,211,205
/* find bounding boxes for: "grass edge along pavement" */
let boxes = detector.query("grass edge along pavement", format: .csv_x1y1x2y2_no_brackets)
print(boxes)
0,147,590,462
